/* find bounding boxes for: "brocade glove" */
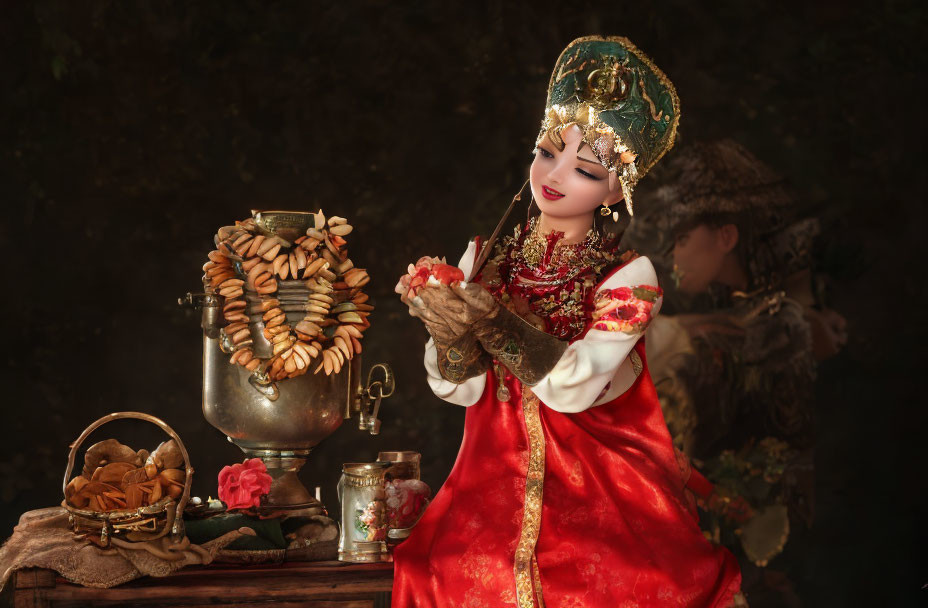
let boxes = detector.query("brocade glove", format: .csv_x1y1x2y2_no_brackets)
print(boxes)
451,282,568,386
414,286,492,384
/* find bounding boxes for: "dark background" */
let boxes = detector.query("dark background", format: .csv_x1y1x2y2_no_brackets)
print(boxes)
1,1,925,606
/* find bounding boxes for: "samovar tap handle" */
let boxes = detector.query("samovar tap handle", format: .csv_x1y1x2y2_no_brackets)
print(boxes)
365,386,383,435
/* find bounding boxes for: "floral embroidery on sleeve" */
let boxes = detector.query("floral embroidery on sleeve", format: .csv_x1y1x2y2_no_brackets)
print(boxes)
591,284,663,333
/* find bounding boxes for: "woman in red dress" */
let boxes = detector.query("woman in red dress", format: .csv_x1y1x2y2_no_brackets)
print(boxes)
392,36,745,607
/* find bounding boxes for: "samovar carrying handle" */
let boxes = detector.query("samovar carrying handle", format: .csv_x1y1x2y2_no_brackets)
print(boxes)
178,292,224,339
366,363,395,399
357,363,394,435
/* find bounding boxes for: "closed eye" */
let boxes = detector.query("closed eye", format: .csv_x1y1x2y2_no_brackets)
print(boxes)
536,147,554,159
576,167,601,180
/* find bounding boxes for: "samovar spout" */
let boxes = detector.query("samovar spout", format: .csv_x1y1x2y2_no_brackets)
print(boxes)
247,372,280,401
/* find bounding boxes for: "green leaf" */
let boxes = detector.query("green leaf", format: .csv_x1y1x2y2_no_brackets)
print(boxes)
632,286,659,302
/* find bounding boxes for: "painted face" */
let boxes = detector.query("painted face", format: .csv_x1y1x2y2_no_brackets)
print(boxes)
671,224,731,294
530,125,621,220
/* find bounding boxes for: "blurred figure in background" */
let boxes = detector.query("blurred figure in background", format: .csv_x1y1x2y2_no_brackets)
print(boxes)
624,139,847,608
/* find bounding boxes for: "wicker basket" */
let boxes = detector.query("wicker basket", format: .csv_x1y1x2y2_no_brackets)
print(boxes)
61,412,193,547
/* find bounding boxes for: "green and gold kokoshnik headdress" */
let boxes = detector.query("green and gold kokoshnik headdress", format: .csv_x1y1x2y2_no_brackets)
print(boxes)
537,36,681,215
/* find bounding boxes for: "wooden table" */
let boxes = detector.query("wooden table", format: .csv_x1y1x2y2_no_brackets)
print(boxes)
11,561,393,608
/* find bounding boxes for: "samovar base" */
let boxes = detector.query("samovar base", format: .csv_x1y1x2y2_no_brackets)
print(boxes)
236,444,328,517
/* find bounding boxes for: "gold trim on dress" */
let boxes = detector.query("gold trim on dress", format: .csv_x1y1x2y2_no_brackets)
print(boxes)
630,349,643,377
531,554,546,608
514,388,546,608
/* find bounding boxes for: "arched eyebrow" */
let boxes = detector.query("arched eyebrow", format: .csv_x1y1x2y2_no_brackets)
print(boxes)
575,140,601,165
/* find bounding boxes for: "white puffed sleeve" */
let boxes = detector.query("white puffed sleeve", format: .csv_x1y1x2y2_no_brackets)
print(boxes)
421,240,487,407
531,256,663,413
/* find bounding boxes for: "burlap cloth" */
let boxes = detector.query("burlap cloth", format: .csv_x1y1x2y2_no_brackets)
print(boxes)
0,506,253,591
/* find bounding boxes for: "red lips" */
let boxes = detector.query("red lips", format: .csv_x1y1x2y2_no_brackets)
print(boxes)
542,185,564,200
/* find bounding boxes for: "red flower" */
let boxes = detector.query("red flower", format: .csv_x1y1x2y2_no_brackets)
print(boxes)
616,304,639,320
396,256,461,298
430,263,465,285
397,256,464,298
407,266,431,292
612,286,633,301
218,458,273,510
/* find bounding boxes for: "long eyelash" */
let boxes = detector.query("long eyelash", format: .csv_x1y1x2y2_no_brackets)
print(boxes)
576,168,601,180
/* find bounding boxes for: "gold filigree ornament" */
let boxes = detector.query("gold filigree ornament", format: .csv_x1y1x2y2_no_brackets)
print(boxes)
581,56,632,106
518,216,603,272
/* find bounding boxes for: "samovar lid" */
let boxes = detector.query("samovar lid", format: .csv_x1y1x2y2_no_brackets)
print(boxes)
251,210,316,243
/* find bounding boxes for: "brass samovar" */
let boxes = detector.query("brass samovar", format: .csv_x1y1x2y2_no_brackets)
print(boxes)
183,210,392,518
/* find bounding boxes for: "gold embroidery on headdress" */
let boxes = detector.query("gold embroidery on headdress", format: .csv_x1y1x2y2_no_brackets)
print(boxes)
581,56,631,107
537,36,681,216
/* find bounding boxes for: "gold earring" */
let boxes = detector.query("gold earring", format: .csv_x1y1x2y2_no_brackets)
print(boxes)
599,202,612,217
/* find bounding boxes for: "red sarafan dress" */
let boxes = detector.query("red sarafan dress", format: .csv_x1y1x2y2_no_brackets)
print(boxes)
393,219,743,608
